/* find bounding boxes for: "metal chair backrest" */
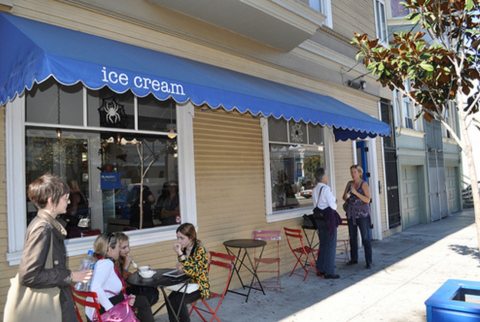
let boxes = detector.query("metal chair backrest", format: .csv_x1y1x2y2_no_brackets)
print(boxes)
283,227,316,280
283,227,304,240
252,230,281,241
71,287,103,322
252,229,282,289
208,251,235,296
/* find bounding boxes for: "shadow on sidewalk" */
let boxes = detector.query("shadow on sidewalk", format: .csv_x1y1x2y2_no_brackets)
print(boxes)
154,209,475,322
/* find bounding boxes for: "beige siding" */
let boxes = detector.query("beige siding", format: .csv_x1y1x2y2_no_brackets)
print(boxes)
193,108,304,289
332,0,377,39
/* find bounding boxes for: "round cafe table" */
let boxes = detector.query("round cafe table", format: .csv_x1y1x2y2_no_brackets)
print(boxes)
223,239,267,302
127,268,190,322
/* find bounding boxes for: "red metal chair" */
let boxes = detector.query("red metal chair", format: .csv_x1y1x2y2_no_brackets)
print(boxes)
283,227,317,280
71,287,103,322
189,251,235,322
252,230,281,290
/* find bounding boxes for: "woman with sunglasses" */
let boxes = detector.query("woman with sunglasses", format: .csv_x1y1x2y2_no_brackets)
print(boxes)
87,233,136,321
116,232,155,322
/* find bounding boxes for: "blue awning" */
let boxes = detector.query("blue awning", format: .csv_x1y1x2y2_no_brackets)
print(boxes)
0,13,390,141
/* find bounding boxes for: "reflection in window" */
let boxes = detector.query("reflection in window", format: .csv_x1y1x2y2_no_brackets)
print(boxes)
268,120,325,212
25,79,179,239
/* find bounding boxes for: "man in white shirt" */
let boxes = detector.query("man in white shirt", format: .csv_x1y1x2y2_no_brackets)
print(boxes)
312,168,340,279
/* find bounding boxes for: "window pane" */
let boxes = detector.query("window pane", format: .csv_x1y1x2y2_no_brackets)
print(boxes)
100,134,179,231
26,79,83,126
270,143,324,212
268,119,288,142
308,124,324,145
138,96,175,132
289,122,307,144
26,128,90,231
390,0,409,17
25,131,179,238
87,88,134,129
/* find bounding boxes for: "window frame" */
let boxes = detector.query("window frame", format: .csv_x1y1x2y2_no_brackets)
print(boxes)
393,84,423,132
373,0,389,44
6,90,197,266
261,118,335,223
308,0,333,28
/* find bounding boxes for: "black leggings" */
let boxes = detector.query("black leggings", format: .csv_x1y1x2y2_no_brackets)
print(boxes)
167,290,201,322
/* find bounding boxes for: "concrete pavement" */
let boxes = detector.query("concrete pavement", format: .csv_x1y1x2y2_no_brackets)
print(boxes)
156,209,479,321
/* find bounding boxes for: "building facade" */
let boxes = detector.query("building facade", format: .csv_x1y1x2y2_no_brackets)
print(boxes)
0,0,396,313
384,0,463,231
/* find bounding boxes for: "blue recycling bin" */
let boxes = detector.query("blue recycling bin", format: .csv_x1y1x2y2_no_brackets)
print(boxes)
425,279,480,322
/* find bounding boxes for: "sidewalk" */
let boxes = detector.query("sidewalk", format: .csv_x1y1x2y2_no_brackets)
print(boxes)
156,209,479,322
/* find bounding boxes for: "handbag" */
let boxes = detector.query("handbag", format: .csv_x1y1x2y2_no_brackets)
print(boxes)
3,234,61,322
99,299,139,322
312,186,325,219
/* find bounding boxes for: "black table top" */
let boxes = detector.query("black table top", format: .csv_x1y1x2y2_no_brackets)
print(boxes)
223,239,266,249
127,268,189,288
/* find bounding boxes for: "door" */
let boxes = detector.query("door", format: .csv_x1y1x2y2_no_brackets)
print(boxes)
446,167,460,213
380,99,401,228
402,166,421,228
425,120,448,221
356,141,369,182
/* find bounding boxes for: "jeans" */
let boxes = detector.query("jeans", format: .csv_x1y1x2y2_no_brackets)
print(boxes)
348,216,372,264
167,290,201,322
315,218,337,275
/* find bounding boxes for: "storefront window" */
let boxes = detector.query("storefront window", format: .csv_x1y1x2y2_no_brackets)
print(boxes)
25,78,179,238
268,120,325,212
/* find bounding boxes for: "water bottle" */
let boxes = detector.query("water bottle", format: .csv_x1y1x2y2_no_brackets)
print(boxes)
74,249,95,291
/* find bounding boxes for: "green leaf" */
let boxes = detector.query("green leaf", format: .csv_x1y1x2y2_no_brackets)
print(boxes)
419,62,434,71
465,0,474,11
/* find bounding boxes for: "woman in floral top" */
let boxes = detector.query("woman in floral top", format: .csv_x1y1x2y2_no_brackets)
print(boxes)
168,223,210,322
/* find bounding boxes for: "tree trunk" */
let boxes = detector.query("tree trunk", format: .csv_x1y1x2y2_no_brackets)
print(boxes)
457,94,480,250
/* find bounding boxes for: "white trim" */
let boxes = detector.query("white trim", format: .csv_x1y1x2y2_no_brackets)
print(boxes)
307,0,332,28
352,141,358,165
325,128,336,192
6,96,26,256
366,138,383,240
176,102,197,226
261,118,273,216
266,207,312,223
397,127,424,138
373,0,388,44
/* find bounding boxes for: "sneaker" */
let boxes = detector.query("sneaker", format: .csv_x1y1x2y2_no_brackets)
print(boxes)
324,274,340,279
346,260,358,266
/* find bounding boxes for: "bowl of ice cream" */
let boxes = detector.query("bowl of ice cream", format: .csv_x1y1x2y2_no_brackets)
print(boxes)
139,269,156,279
